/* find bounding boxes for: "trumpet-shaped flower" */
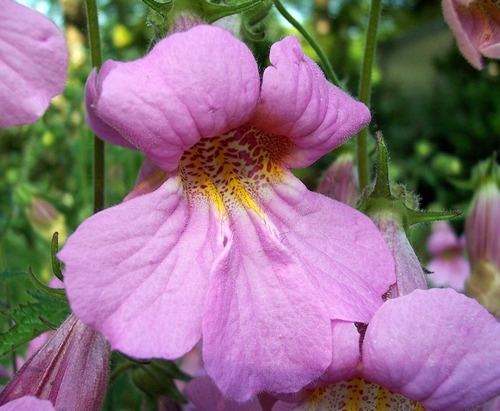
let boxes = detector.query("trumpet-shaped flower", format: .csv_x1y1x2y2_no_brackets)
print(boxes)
427,221,470,292
0,0,68,128
442,0,500,69
58,25,395,401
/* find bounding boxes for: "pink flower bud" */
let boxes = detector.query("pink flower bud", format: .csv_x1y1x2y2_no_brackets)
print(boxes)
317,153,359,207
24,197,66,242
465,178,500,316
0,315,110,411
466,178,500,269
28,198,58,228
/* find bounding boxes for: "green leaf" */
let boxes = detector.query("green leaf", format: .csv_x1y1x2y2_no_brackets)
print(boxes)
0,291,70,358
51,232,64,282
0,270,27,280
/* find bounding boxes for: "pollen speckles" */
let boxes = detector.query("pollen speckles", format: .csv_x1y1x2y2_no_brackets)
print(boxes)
178,125,292,215
305,379,425,411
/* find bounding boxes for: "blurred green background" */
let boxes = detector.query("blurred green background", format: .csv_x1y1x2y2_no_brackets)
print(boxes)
0,0,499,407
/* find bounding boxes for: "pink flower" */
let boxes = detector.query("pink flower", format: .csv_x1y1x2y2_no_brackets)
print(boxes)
427,221,470,292
273,214,500,410
0,314,109,410
0,0,68,128
442,0,500,69
58,25,395,401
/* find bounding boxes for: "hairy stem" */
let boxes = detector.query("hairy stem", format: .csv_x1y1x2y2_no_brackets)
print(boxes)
85,0,105,213
357,0,382,191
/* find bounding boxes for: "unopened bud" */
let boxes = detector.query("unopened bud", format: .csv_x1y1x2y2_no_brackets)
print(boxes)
465,178,500,269
466,261,500,317
0,315,110,411
25,197,67,243
465,176,500,316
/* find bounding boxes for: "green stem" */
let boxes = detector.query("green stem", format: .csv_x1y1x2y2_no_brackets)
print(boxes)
356,0,382,191
85,0,105,213
273,0,340,87
0,243,16,374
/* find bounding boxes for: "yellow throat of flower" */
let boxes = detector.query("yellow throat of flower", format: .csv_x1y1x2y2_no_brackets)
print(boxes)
303,378,425,411
179,125,293,217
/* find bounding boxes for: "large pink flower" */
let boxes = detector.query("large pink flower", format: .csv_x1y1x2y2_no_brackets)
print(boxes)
442,0,500,69
58,25,395,401
0,0,68,128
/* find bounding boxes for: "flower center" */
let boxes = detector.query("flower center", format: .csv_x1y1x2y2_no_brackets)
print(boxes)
460,1,500,47
178,124,293,216
303,379,425,410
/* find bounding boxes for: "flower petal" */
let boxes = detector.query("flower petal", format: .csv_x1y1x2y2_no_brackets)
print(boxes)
263,174,395,323
442,0,484,69
203,206,333,401
0,0,68,128
58,176,224,358
314,321,361,386
373,214,428,298
362,288,500,410
85,66,136,149
0,397,54,411
185,375,263,411
90,25,260,171
428,255,470,292
252,36,370,168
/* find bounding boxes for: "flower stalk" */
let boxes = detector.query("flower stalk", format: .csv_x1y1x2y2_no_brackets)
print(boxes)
273,0,340,87
357,0,382,191
85,0,105,213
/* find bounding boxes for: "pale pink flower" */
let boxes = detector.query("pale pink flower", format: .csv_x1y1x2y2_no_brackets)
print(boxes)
0,0,68,127
58,25,396,401
427,221,470,291
442,0,500,69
